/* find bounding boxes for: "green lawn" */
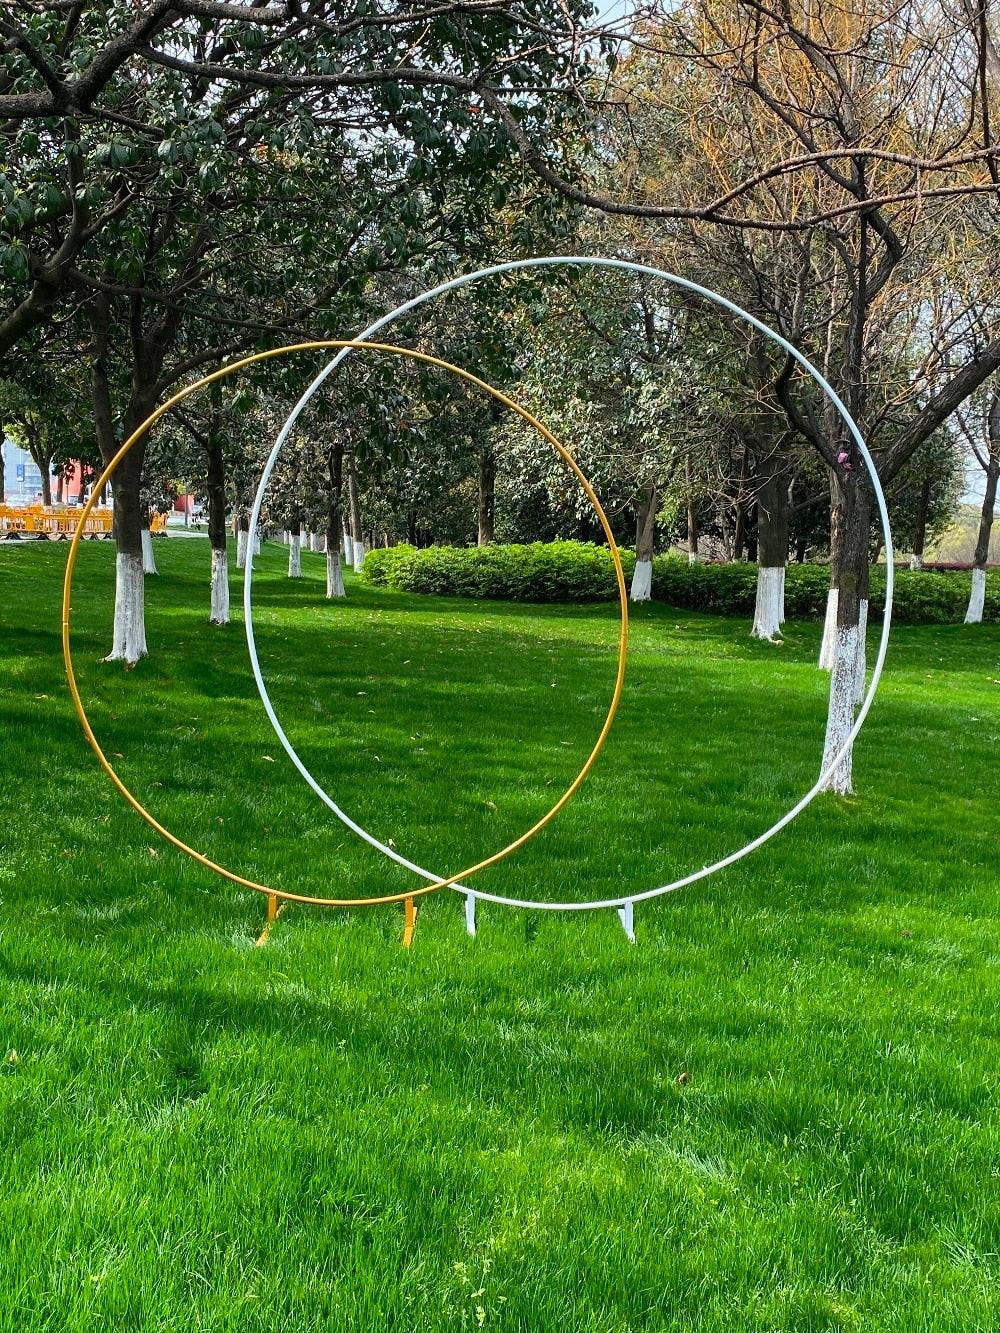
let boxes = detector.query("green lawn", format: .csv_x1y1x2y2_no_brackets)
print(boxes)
3,536,1000,1332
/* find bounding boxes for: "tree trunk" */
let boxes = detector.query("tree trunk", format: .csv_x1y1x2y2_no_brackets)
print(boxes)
751,464,789,640
288,516,302,578
630,479,657,602
818,469,872,795
141,526,157,574
326,442,345,598
685,454,698,564
909,475,931,570
818,472,843,671
966,445,1000,624
732,501,747,563
105,444,148,664
236,514,250,569
91,325,150,663
206,436,229,625
346,451,365,571
139,503,157,574
326,540,345,597
478,442,496,545
25,431,54,506
819,586,839,671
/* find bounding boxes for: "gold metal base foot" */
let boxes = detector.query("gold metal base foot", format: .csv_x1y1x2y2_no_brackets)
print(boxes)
402,896,417,948
255,894,285,947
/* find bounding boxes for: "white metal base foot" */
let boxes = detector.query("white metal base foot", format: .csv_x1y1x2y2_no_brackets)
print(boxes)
465,893,477,937
617,899,635,943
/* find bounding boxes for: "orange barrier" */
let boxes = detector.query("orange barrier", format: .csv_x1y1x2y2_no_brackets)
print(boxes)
0,505,168,538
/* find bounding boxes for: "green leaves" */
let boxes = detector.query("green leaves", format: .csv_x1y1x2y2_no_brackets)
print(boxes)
94,138,136,170
0,241,29,282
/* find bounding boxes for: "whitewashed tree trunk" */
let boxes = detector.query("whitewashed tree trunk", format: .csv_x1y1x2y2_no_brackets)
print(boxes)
630,479,657,603
253,533,261,556
819,589,838,669
966,567,987,623
687,549,699,566
343,532,354,564
326,549,345,598
288,533,302,578
209,547,230,624
316,533,327,553
818,467,874,795
752,461,789,638
346,451,365,572
630,560,652,601
236,528,249,569
853,598,868,704
966,422,999,623
105,552,147,665
751,565,785,640
141,527,157,575
909,554,923,571
818,624,859,794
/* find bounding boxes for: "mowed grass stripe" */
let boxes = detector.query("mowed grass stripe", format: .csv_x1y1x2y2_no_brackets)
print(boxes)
2,538,1000,1331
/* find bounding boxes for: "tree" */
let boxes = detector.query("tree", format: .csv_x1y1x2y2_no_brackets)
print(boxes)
606,0,1000,792
0,333,95,506
484,268,754,594
955,379,1000,622
0,0,614,361
4,0,623,658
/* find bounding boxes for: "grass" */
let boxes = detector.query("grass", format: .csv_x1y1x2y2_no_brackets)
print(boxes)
3,535,1000,1331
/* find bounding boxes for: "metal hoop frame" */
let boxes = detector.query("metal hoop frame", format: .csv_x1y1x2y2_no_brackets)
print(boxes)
245,257,894,912
62,340,629,909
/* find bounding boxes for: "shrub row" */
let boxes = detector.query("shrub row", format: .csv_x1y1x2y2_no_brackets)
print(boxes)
361,541,634,602
361,542,999,624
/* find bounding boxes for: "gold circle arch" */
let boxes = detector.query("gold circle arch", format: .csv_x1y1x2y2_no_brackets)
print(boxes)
62,340,629,909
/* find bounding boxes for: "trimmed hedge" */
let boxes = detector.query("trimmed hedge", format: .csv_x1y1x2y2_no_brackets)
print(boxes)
361,541,633,602
361,541,1000,624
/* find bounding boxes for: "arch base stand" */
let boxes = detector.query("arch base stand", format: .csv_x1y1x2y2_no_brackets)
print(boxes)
256,893,285,947
617,899,635,943
402,896,417,949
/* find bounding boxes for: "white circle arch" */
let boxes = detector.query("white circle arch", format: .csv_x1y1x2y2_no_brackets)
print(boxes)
244,256,893,912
